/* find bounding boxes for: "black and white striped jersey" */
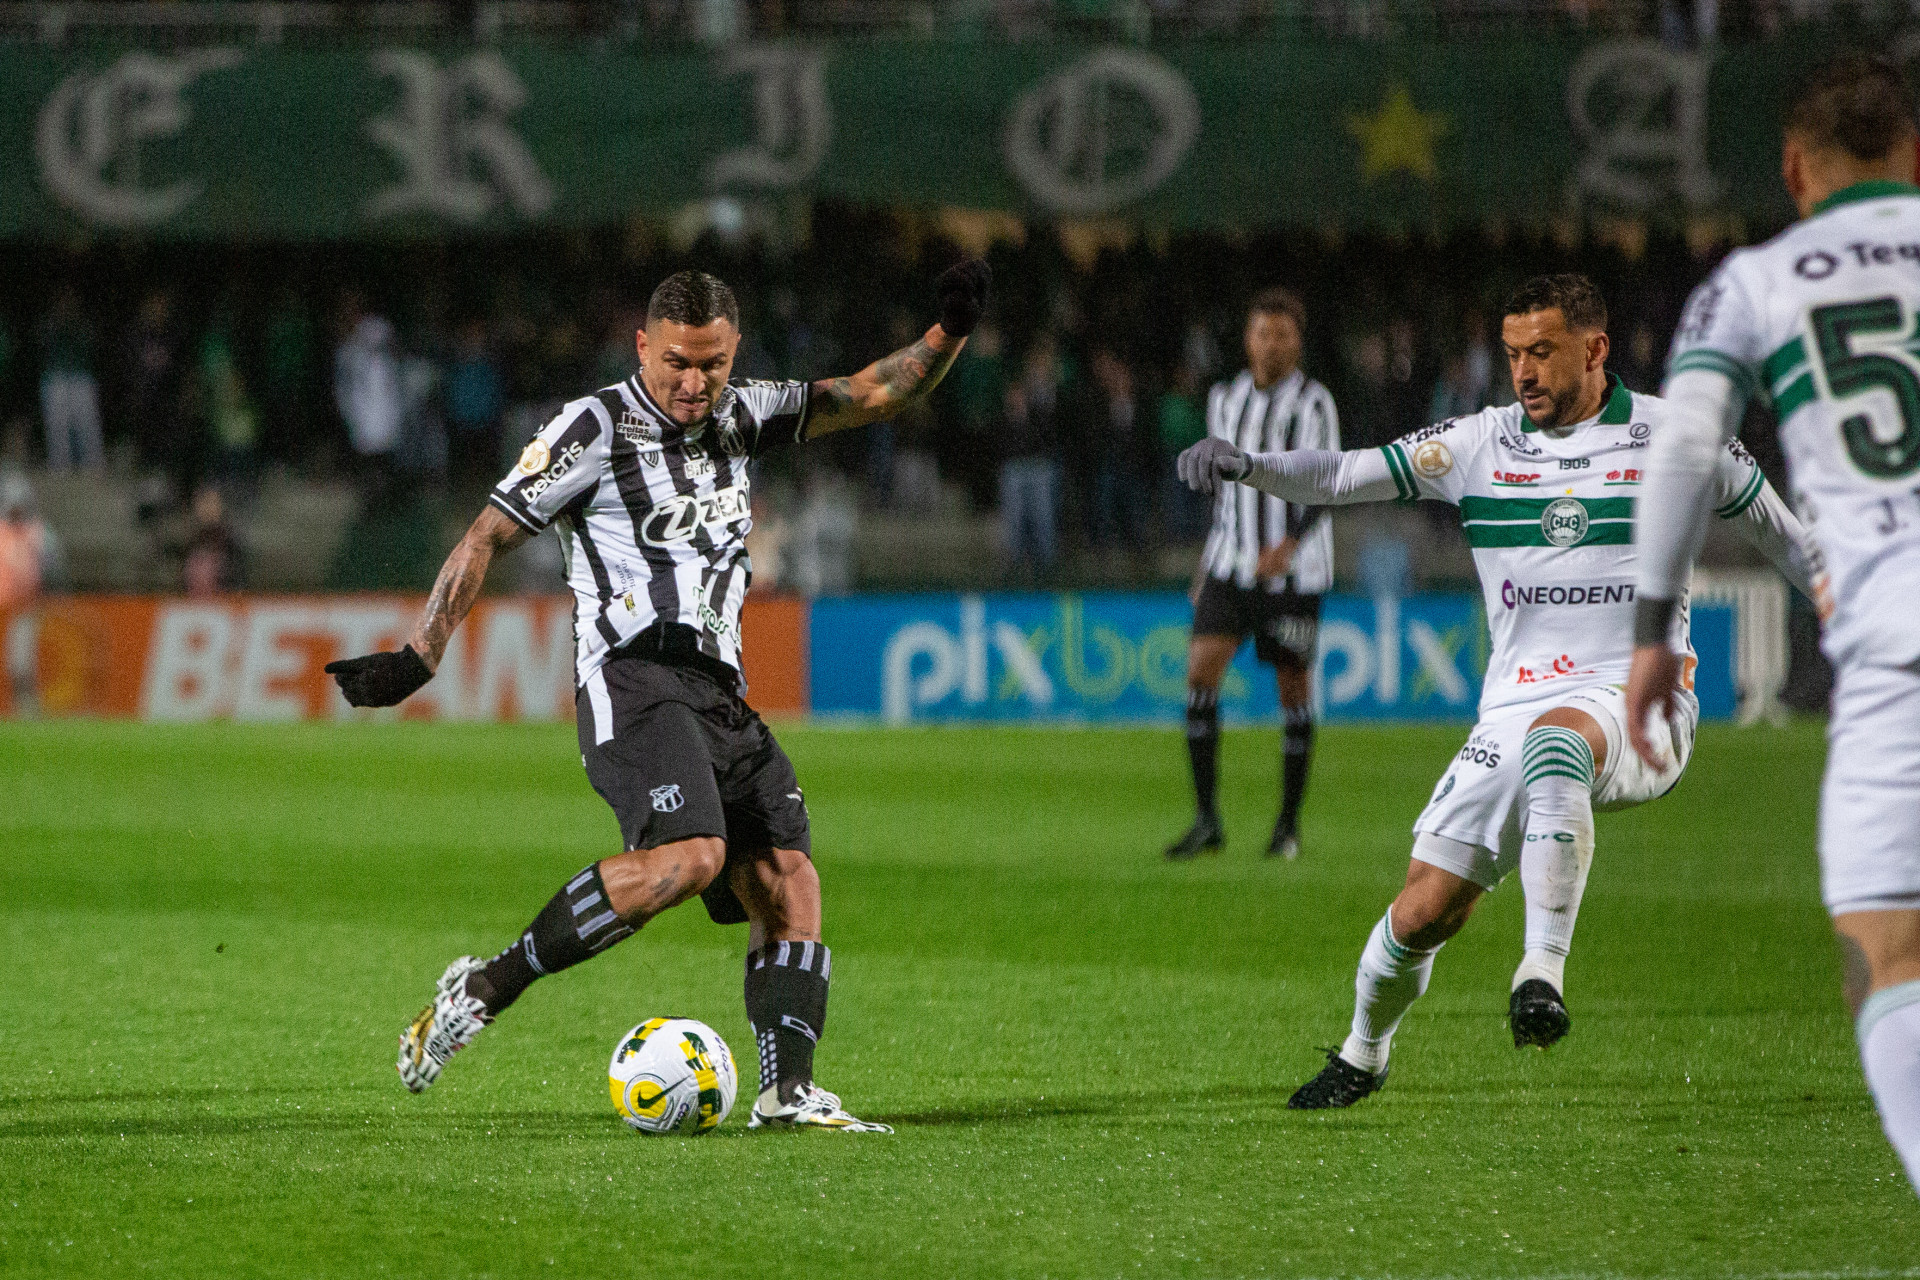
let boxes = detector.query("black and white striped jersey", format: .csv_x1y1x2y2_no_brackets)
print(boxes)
489,374,810,694
1200,369,1339,593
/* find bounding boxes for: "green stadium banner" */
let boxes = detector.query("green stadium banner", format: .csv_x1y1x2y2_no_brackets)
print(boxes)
0,36,1899,237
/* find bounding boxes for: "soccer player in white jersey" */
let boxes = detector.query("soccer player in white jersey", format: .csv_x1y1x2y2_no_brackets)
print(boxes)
324,261,990,1133
1627,53,1920,1190
1179,274,1812,1107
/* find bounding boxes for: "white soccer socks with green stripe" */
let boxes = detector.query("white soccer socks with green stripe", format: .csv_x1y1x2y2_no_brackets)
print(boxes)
1514,725,1597,995
1341,906,1439,1075
1860,980,1920,1193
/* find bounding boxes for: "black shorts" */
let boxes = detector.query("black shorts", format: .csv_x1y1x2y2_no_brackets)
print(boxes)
1192,576,1322,668
577,654,811,925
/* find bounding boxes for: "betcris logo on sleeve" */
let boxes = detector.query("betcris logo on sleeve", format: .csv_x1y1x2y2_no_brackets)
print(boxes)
808,593,1509,724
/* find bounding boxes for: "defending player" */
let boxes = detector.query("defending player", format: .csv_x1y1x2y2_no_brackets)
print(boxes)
1626,54,1920,1190
1179,274,1812,1107
325,261,991,1132
1166,288,1340,862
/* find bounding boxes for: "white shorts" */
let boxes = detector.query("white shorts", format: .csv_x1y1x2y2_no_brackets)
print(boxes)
1412,684,1697,890
1822,658,1920,915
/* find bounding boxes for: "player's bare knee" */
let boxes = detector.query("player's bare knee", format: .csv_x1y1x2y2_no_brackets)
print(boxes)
1528,707,1607,776
1393,862,1481,948
1186,636,1236,690
601,836,727,923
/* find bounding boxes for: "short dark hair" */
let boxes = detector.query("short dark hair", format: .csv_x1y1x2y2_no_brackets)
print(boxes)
1785,52,1915,162
647,270,739,329
1249,286,1307,334
1503,274,1607,333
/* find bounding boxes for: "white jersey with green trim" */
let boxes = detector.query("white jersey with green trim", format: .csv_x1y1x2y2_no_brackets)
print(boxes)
1380,376,1767,717
1666,179,1920,668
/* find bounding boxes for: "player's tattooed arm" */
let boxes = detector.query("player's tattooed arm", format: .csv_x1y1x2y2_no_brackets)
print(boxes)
805,327,964,438
805,257,989,438
407,506,532,671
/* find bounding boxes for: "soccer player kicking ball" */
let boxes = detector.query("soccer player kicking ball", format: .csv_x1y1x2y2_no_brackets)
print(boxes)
1180,274,1813,1108
1628,53,1920,1193
325,260,991,1132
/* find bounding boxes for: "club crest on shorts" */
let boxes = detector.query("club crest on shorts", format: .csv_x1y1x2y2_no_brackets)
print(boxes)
650,784,685,813
1541,496,1589,547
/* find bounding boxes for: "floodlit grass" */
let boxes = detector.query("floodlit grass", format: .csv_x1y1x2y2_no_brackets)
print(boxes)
1,718,1913,1278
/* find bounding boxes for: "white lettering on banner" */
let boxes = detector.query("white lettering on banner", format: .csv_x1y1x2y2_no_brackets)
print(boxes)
364,50,555,223
1005,48,1200,216
706,47,834,191
36,49,244,228
1372,596,1400,704
1317,620,1374,710
233,605,324,721
473,605,573,720
880,599,1057,723
882,621,958,725
1405,620,1471,704
141,605,235,720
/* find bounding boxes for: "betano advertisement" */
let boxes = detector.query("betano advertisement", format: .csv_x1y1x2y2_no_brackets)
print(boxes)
0,592,1736,724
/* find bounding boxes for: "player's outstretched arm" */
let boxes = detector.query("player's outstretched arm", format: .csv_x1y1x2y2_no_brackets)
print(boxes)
1626,366,1747,766
1177,438,1400,507
325,505,531,708
805,259,990,438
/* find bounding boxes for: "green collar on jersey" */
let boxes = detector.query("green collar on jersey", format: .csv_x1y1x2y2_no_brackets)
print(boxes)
1521,373,1631,432
1811,179,1920,216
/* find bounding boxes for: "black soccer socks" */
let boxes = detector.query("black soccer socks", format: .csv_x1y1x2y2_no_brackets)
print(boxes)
470,862,635,1016
743,941,831,1104
1185,686,1221,820
1279,702,1314,836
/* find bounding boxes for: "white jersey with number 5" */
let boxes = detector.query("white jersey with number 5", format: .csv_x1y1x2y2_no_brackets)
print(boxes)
1667,180,1920,668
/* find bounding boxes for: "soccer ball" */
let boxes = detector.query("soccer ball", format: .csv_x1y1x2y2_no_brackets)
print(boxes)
608,1017,737,1135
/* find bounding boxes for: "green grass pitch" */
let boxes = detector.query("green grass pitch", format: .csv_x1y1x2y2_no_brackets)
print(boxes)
2,718,1915,1278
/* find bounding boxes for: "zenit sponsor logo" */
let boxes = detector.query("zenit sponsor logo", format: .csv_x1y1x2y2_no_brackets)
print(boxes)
1795,242,1920,279
1500,579,1636,609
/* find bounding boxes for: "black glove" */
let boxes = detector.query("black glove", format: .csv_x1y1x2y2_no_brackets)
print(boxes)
1176,437,1252,496
325,645,434,708
935,258,992,338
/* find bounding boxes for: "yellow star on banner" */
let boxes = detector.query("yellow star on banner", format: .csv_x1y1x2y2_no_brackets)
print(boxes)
1348,85,1450,182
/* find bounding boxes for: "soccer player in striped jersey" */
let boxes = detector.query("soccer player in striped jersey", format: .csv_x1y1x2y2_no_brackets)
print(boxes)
1627,53,1920,1191
326,260,991,1132
1179,274,1812,1106
1167,288,1341,861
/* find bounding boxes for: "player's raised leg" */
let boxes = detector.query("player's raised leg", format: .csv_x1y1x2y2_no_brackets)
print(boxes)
398,837,726,1093
1167,632,1237,859
1290,851,1484,1108
1510,707,1606,1048
732,849,891,1133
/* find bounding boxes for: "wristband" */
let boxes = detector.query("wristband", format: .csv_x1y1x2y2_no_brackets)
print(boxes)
1633,596,1678,647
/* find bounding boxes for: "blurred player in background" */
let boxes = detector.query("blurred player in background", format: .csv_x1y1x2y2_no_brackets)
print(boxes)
326,259,991,1133
1166,288,1339,862
1627,53,1920,1192
1181,274,1812,1106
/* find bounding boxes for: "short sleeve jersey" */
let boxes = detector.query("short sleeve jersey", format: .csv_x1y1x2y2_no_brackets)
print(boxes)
1380,376,1765,716
490,376,810,688
1666,179,1920,668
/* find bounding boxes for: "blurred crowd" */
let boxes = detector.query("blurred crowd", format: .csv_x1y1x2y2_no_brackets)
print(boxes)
0,205,1743,589
11,0,1875,47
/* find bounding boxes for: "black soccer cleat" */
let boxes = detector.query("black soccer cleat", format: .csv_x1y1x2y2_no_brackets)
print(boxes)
1164,814,1225,861
1287,1047,1387,1110
1265,822,1300,860
1509,978,1572,1050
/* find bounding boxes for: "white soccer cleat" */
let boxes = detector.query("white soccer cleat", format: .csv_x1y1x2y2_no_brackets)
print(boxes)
747,1083,893,1133
396,955,491,1093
